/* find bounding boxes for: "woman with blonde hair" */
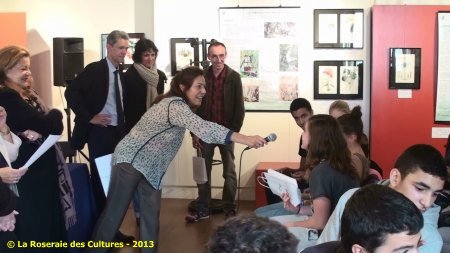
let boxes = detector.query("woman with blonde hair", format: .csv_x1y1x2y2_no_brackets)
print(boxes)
328,100,350,119
0,45,75,252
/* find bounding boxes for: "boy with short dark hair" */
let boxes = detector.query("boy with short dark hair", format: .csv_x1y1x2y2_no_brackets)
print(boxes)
302,184,424,253
317,144,447,252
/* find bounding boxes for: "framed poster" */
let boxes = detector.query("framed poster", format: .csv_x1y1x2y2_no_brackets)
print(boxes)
435,12,450,123
314,9,364,49
124,33,145,67
219,7,301,111
170,38,199,76
388,48,421,89
314,60,363,99
101,33,145,69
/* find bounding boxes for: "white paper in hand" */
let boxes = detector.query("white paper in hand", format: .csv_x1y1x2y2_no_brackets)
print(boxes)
95,154,113,196
264,169,302,206
24,134,61,168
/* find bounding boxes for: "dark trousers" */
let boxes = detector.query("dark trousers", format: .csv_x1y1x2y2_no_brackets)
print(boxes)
197,142,236,212
89,163,161,253
87,125,121,216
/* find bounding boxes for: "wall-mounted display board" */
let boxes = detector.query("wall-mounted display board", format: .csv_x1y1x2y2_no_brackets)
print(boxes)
436,12,450,123
219,7,300,112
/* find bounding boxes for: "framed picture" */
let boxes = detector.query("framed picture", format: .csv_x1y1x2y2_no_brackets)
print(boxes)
124,33,145,67
101,33,145,69
101,34,108,58
389,48,421,89
314,60,363,100
170,38,199,76
314,9,364,49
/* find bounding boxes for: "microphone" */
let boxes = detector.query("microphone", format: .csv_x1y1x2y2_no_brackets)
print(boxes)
244,133,277,150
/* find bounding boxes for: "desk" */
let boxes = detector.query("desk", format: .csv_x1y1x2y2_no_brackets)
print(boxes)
255,162,299,208
67,163,97,253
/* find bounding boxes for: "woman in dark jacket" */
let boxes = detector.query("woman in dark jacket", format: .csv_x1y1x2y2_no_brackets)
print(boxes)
0,45,74,253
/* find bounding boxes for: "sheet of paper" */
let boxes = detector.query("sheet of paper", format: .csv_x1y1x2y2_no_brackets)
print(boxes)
397,89,412,98
23,134,61,168
431,127,450,138
95,153,112,196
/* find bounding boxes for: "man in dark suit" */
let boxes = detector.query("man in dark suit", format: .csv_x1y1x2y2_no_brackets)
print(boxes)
65,30,133,242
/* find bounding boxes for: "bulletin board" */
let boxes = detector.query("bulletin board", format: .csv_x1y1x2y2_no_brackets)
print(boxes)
435,11,450,123
219,7,301,112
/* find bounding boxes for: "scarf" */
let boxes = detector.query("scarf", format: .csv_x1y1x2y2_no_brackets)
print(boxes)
134,63,159,109
22,87,77,229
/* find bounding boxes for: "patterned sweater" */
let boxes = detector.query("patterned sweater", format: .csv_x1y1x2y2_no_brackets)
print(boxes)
113,97,232,189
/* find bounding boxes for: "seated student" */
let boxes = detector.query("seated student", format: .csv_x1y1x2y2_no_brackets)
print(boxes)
255,98,313,217
275,115,359,234
328,100,350,119
329,101,382,183
318,144,448,252
336,106,370,184
438,134,450,253
207,214,298,253
302,184,423,253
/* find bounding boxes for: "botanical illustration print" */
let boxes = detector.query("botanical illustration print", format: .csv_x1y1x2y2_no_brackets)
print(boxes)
279,76,298,101
395,53,415,83
340,66,358,94
264,22,297,38
319,66,337,94
279,44,298,72
176,44,194,71
240,50,259,78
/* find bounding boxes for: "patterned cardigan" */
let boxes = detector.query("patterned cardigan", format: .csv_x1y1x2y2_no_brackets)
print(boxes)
113,96,232,189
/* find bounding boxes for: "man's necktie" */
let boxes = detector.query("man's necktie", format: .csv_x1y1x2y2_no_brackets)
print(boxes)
114,70,125,133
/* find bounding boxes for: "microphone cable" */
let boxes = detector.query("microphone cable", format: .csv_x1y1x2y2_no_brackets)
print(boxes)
236,147,248,213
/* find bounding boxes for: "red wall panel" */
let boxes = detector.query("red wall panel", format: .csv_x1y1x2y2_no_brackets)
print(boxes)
371,5,450,177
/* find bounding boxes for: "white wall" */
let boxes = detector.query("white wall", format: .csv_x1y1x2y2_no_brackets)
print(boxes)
2,0,448,200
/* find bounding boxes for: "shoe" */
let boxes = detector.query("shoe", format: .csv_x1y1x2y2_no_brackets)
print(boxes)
185,210,210,223
224,209,236,219
114,231,135,244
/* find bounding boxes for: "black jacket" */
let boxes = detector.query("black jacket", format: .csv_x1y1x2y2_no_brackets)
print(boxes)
65,58,125,149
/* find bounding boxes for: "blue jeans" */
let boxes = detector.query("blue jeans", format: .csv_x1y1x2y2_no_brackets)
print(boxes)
255,202,294,217
197,142,236,212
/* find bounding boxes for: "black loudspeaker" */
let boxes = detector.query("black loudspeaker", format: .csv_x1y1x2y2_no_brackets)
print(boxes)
53,37,84,86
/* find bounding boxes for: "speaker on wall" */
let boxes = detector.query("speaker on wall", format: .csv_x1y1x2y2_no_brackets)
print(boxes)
53,37,84,86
